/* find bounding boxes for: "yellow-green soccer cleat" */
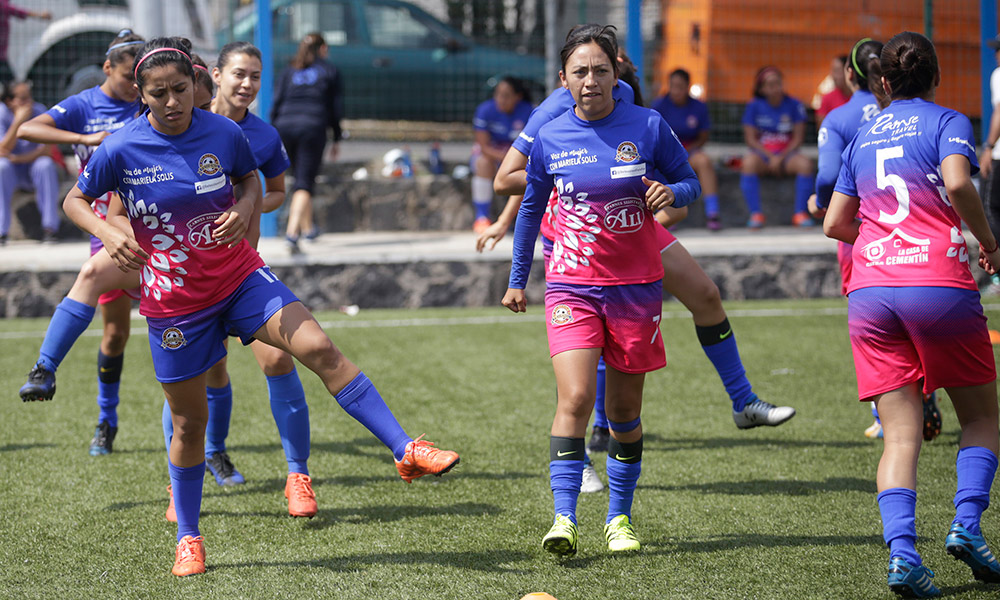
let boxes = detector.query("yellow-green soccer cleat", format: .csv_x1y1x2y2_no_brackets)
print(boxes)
542,514,578,558
604,514,640,553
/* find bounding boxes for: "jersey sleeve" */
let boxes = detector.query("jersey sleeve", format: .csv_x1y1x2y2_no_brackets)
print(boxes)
741,101,756,127
508,134,554,289
77,141,117,199
792,97,807,123
46,94,86,133
512,104,550,156
472,101,492,131
615,79,635,104
696,100,711,132
653,115,701,208
815,123,847,209
938,112,979,176
257,135,291,179
833,142,859,198
231,129,259,179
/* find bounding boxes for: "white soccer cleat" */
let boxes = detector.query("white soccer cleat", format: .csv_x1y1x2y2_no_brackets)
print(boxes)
581,460,604,493
733,398,796,429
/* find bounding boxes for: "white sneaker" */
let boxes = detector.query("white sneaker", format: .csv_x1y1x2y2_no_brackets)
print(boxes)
581,460,604,493
733,398,796,429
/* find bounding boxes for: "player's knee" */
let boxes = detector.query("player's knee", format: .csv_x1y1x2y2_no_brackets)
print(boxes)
260,350,296,377
299,335,342,373
102,327,129,354
173,415,207,443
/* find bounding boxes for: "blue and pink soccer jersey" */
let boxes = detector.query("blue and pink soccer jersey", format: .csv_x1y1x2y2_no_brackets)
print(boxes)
742,95,807,155
473,97,533,149
235,110,291,179
650,94,710,149
78,109,262,318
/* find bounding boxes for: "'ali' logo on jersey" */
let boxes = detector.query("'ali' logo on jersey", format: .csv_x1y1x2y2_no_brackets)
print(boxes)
197,153,222,176
615,141,639,162
186,212,225,250
161,327,187,350
551,304,574,325
603,197,645,234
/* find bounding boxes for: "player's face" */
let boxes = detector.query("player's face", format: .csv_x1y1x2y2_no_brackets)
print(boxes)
215,52,261,111
7,82,31,108
760,71,783,104
831,58,847,88
668,74,688,104
493,81,521,114
560,42,616,121
104,60,138,103
138,64,194,135
193,77,212,111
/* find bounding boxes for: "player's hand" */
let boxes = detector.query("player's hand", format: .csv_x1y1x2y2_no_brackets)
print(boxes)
642,176,674,212
213,200,252,248
476,220,509,252
100,226,148,272
979,150,993,178
501,288,526,313
979,243,1000,275
80,131,111,147
807,194,826,219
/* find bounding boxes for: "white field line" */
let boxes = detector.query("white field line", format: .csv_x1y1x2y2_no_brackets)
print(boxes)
4,304,1000,340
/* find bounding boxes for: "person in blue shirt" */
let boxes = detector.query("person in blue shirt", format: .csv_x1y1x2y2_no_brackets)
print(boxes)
740,66,815,228
470,75,532,233
651,68,721,230
16,30,143,455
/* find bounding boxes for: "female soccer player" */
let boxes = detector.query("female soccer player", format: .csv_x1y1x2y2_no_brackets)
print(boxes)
740,66,814,228
470,75,532,233
16,29,144,455
61,37,459,576
825,31,1000,596
502,24,701,557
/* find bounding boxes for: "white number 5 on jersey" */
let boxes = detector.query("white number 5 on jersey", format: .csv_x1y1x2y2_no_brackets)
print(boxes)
876,146,910,224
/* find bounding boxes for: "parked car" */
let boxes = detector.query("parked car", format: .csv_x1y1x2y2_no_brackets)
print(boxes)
224,0,547,122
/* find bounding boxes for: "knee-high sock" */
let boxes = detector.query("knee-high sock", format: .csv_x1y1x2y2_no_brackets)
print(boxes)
96,351,124,427
592,357,608,429
268,368,310,475
953,446,998,536
740,174,761,214
38,298,95,371
878,487,921,565
162,399,173,453
472,176,493,220
335,372,411,461
606,434,642,523
204,383,232,457
550,436,585,524
696,319,754,411
795,174,814,214
704,193,720,216
169,460,205,541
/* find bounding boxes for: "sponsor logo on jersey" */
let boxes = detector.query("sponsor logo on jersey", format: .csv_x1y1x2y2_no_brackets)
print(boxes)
603,197,645,233
551,304,574,325
186,212,225,250
161,327,187,349
615,141,639,162
197,153,222,176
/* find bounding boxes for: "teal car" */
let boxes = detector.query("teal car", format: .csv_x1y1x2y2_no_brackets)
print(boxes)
226,0,546,122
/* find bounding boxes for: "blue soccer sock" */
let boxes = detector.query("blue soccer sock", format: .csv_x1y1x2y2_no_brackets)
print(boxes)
878,487,921,566
606,435,642,523
169,460,205,541
37,298,95,372
162,398,173,453
593,357,608,429
268,369,311,476
335,372,411,461
740,174,762,214
795,174,814,214
204,383,233,458
953,446,998,536
704,193,720,216
550,436,585,524
872,403,880,422
696,318,754,412
96,350,123,427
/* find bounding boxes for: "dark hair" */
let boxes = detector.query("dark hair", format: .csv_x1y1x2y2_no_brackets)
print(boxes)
835,55,848,66
133,37,194,90
752,65,782,98
866,54,890,109
881,31,938,99
617,50,644,107
106,29,145,68
291,32,325,70
560,24,619,77
0,80,29,103
849,38,883,86
218,41,261,70
190,52,213,96
497,75,531,104
669,68,691,85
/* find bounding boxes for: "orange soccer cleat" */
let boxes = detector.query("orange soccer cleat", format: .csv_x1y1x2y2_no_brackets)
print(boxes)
394,434,460,483
284,472,318,518
165,485,177,523
171,535,205,577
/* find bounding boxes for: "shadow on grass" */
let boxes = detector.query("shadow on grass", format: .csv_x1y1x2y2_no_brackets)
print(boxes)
228,436,386,457
210,548,533,574
0,442,57,452
642,432,870,451
299,501,503,529
641,476,875,496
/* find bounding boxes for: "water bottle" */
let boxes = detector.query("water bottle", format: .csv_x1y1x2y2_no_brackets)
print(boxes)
428,143,443,175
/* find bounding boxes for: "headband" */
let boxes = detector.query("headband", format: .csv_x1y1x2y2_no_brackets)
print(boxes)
134,47,192,80
193,64,209,73
755,66,781,88
851,38,875,79
106,40,144,56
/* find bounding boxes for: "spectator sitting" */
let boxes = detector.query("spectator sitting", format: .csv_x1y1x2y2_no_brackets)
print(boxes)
739,66,814,229
815,55,851,123
651,68,720,230
0,80,58,244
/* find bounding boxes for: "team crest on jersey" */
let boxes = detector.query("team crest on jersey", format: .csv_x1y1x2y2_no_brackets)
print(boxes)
551,304,574,325
615,141,639,162
197,153,222,176
161,327,187,350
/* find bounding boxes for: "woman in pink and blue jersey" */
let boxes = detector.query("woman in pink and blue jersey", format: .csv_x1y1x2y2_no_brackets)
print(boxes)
502,24,701,557
17,30,144,455
825,31,1000,596
61,37,459,576
740,66,815,229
